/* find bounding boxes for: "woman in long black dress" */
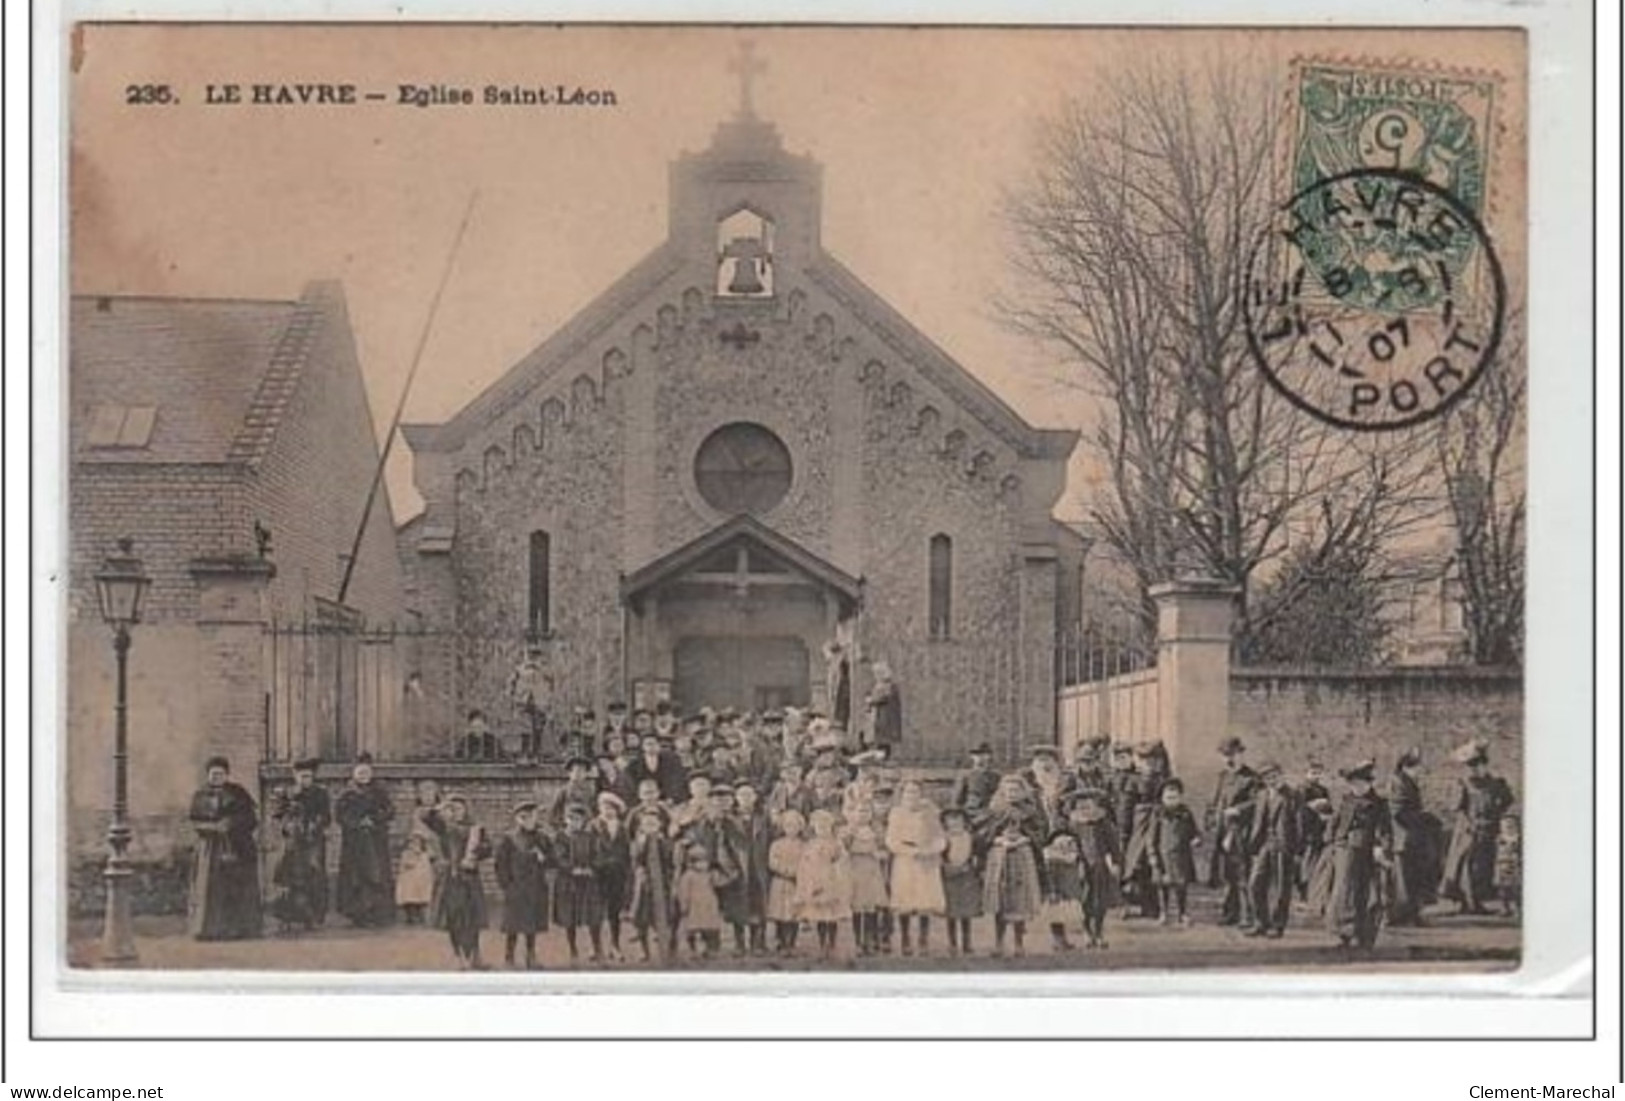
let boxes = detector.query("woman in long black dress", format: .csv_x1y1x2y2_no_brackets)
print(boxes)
187,755,263,941
334,755,396,927
269,757,330,931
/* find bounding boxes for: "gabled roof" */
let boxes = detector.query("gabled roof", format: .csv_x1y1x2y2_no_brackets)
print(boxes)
70,284,336,466
407,244,686,453
407,244,1079,463
806,256,1078,461
403,111,1077,467
621,514,862,608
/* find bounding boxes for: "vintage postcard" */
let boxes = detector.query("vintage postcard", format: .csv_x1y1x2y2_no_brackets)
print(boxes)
62,23,1532,980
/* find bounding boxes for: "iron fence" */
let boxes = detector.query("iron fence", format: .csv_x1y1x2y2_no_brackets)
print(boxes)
1054,624,1157,688
263,622,605,765
262,621,1132,767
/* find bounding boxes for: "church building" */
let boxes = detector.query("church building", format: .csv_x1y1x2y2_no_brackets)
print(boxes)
400,68,1081,764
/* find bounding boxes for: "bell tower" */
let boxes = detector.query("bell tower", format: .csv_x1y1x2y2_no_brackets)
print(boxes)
668,42,823,290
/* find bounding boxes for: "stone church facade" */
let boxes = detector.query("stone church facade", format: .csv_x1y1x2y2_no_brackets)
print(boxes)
401,105,1080,764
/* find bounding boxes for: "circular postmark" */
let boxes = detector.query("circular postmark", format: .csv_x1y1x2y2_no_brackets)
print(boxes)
1244,166,1506,432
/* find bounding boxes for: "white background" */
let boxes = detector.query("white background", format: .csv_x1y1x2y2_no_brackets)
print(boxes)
7,0,1618,1092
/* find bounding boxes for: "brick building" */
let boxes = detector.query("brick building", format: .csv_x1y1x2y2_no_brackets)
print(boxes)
67,282,405,869
400,103,1081,764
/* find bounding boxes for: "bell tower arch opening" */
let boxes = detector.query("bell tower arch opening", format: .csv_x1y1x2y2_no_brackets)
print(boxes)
716,207,775,298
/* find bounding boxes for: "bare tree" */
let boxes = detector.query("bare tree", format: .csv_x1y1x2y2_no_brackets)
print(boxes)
1002,56,1436,653
1436,315,1525,666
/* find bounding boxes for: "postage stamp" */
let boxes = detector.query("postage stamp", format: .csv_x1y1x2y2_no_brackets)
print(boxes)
1246,60,1507,430
1290,61,1499,285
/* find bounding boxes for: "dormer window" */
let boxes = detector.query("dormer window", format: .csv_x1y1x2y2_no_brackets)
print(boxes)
716,208,774,298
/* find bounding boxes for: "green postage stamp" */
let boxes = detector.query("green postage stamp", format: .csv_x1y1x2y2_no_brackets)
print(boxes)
1285,60,1500,312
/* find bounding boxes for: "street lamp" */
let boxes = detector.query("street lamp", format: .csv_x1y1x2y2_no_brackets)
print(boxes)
94,536,150,965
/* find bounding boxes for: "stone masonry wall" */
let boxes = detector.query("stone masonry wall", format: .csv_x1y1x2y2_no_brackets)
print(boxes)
1215,667,1524,814
857,357,1026,764
653,294,839,557
450,356,628,720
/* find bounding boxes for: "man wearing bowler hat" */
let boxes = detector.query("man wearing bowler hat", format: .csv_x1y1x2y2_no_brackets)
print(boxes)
1205,735,1260,926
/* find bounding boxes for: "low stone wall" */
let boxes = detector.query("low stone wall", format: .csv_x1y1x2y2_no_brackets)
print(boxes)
1215,665,1524,811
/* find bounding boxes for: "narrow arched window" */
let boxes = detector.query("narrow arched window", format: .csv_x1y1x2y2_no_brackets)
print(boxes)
928,533,953,640
528,530,552,638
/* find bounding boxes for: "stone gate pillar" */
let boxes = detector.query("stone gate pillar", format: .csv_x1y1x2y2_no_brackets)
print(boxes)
189,554,276,772
1018,544,1060,750
1150,577,1239,776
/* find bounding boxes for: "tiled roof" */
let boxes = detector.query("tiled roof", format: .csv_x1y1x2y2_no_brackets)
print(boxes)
69,290,327,465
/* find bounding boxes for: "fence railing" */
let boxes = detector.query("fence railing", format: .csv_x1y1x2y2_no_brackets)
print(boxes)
264,622,1124,768
263,622,604,765
1053,626,1157,688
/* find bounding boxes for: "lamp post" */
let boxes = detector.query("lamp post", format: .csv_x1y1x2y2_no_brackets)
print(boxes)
94,537,150,965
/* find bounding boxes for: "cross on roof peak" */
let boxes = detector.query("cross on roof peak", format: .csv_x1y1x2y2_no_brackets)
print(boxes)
728,40,767,118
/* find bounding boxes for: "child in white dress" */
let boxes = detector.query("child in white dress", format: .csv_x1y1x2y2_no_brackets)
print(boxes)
795,809,852,959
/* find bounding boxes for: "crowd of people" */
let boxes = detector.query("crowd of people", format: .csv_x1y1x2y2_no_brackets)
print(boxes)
181,702,1520,969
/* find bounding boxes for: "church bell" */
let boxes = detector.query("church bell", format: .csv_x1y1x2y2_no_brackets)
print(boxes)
727,256,765,295
721,233,768,296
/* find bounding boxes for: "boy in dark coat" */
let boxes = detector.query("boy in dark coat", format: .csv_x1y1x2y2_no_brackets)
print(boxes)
592,791,633,960
553,801,606,963
1148,778,1199,925
1067,791,1122,949
1243,762,1300,938
494,801,551,969
628,807,677,961
734,782,774,954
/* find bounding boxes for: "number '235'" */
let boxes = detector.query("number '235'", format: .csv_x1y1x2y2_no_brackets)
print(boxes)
125,84,174,105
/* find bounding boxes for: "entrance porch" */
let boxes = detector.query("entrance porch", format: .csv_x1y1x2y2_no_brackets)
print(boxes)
620,515,861,716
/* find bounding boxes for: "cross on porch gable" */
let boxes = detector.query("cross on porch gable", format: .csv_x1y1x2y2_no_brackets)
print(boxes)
690,542,808,600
